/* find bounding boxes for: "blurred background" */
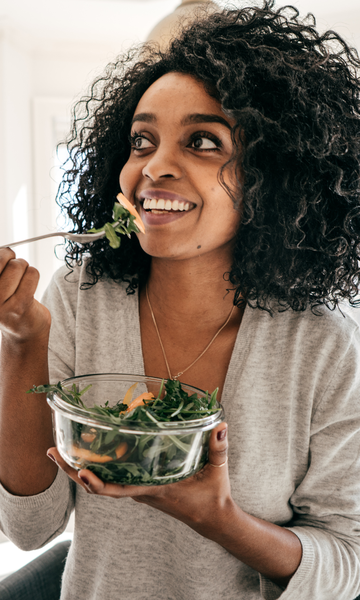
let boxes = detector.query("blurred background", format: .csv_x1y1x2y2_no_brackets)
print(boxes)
0,0,359,580
0,0,359,299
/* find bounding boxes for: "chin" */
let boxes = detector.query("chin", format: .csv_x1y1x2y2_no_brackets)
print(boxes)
139,242,179,260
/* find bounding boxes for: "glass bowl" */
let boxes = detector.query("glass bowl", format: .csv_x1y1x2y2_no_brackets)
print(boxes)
47,373,224,486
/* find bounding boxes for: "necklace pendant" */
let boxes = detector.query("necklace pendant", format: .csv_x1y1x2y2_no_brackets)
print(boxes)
173,372,183,381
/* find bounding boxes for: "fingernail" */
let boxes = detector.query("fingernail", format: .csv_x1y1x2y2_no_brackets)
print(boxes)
78,474,90,486
217,428,227,441
47,452,57,463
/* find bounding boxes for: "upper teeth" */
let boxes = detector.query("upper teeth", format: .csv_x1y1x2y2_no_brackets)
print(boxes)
143,198,191,212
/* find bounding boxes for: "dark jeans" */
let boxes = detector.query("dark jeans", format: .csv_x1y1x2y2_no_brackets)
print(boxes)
0,541,358,600
0,540,70,600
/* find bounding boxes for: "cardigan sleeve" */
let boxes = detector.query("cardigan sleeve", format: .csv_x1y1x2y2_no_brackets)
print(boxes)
0,470,75,551
260,326,360,600
0,267,77,550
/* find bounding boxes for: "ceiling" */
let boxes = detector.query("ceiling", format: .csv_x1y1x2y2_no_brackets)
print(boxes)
0,0,359,52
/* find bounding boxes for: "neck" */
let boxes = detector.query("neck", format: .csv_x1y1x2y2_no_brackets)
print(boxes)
146,253,237,326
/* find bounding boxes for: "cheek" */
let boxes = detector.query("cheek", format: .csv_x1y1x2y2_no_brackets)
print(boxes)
119,160,137,198
210,208,241,246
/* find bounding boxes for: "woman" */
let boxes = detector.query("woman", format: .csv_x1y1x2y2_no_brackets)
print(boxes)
1,2,360,599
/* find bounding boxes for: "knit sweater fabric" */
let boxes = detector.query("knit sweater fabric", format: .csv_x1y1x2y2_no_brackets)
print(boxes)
1,263,360,600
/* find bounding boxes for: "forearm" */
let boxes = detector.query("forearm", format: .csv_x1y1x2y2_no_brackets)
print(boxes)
194,498,302,586
0,333,57,496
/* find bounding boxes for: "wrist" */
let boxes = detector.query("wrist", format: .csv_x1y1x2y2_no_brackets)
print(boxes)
0,299,51,346
189,494,238,542
207,496,243,544
1,325,50,350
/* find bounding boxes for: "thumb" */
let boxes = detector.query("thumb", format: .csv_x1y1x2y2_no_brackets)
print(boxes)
207,423,228,468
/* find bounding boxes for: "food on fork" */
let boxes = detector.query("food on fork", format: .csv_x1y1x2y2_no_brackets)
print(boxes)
87,193,145,249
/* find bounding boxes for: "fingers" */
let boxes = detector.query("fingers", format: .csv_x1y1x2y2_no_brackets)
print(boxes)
9,264,40,305
207,423,228,469
0,255,28,302
0,251,39,305
47,446,159,498
77,468,159,499
47,447,91,493
0,248,16,275
0,249,49,340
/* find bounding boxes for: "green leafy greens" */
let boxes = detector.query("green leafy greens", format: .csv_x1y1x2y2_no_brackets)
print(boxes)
87,202,142,249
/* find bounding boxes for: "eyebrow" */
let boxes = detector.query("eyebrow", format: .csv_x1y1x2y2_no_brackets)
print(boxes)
131,112,232,130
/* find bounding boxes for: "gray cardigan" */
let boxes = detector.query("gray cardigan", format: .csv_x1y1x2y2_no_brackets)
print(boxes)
1,263,360,600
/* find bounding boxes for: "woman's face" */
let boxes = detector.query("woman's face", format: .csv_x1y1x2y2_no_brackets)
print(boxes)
120,72,241,261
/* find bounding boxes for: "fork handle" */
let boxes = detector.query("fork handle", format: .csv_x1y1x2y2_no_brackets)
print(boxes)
0,232,67,249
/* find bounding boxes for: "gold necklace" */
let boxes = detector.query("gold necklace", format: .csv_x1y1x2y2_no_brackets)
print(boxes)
146,284,235,380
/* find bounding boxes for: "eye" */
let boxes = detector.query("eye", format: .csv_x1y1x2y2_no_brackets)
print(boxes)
129,133,154,151
190,133,222,152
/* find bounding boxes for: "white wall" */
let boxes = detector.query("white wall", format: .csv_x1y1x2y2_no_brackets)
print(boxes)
0,28,132,298
0,30,33,262
30,43,124,298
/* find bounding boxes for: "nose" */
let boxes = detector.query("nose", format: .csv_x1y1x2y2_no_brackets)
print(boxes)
142,144,183,181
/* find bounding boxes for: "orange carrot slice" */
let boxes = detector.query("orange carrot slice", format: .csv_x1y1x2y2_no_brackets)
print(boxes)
126,392,154,413
115,441,128,459
71,441,128,464
70,445,112,463
80,432,96,443
123,382,138,406
116,193,146,234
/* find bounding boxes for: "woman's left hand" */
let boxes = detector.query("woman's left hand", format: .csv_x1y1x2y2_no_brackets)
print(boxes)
47,423,230,537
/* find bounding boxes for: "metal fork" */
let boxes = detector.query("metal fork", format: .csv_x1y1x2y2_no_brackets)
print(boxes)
0,224,120,249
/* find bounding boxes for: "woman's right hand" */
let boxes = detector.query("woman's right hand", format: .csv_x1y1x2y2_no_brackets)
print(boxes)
0,248,51,342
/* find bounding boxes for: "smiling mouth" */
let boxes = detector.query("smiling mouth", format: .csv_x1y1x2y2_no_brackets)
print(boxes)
142,198,193,214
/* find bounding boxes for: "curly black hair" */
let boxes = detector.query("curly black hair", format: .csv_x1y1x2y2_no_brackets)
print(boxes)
57,0,360,312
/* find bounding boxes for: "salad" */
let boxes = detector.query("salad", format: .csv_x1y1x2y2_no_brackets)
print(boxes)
88,193,145,249
29,378,222,486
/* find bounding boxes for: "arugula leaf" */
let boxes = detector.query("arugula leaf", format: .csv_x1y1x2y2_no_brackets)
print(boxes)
104,222,121,249
86,200,143,249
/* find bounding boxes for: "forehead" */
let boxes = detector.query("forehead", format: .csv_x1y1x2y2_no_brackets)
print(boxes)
133,72,224,119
